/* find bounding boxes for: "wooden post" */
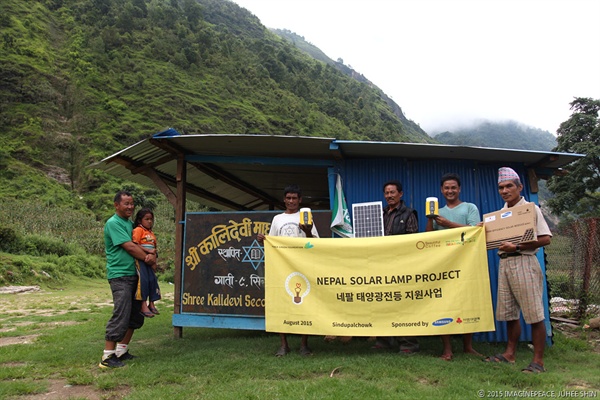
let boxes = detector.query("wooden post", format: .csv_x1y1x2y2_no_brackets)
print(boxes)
527,168,539,194
173,155,186,338
579,218,596,319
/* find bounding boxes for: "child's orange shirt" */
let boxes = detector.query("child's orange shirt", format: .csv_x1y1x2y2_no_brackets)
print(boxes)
132,225,157,251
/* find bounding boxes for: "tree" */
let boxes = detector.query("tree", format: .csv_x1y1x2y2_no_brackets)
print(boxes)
547,97,600,217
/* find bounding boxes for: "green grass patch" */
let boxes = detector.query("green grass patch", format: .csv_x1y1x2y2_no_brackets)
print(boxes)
0,279,598,399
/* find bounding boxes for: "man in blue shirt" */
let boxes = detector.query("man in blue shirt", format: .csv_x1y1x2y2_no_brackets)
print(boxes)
426,173,482,361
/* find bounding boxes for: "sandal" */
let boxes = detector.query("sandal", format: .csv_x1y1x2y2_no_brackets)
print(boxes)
149,306,160,315
483,353,514,364
522,362,546,373
399,344,419,355
371,339,391,350
140,311,155,318
398,348,418,355
275,346,290,357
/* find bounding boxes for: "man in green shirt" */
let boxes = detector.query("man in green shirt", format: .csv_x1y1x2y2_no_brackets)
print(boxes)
100,190,156,368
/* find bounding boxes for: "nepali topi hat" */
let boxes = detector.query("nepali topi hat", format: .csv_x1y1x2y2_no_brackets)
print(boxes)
498,167,520,183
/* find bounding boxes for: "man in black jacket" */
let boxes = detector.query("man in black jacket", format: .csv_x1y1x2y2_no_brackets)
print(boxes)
383,180,418,236
372,180,420,354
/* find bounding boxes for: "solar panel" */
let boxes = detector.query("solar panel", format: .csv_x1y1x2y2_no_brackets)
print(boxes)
352,201,384,238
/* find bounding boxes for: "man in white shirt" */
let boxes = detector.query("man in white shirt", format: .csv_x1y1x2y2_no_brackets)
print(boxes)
483,167,552,374
258,184,318,356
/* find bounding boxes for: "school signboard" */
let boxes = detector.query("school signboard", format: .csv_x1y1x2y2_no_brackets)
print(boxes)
173,211,332,330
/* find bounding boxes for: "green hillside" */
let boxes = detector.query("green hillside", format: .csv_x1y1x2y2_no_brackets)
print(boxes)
272,28,425,139
0,0,433,210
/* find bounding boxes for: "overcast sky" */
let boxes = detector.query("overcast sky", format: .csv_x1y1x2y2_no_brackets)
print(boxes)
232,0,600,135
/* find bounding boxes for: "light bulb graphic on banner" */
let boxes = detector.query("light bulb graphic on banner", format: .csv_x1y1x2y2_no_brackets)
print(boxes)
285,272,311,304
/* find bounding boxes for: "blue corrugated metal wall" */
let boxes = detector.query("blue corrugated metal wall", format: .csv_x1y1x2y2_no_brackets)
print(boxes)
331,158,551,344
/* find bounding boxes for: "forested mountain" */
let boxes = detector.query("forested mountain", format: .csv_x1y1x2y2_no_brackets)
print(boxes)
269,31,560,155
432,120,557,221
0,0,432,208
271,28,423,139
432,120,559,227
434,121,557,151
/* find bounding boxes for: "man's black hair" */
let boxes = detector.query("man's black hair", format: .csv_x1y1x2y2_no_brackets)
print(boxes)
114,190,132,204
440,173,461,187
283,184,302,197
382,180,403,193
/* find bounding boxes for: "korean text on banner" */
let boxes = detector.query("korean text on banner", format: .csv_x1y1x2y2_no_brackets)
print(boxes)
264,226,494,336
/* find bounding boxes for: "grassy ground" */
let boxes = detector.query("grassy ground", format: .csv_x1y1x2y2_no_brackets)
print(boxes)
1,279,599,400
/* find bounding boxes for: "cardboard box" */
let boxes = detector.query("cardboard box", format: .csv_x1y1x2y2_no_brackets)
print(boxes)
483,203,537,250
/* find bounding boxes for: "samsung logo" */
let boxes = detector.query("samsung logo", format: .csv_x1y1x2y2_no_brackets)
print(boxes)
432,318,453,326
501,211,513,218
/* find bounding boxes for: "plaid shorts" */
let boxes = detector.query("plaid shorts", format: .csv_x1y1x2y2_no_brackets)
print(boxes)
496,254,545,324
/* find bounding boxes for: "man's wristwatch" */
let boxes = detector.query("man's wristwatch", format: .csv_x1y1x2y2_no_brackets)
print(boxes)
516,244,521,252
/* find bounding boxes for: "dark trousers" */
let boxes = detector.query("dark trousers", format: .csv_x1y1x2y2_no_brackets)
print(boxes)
105,275,144,342
138,260,161,302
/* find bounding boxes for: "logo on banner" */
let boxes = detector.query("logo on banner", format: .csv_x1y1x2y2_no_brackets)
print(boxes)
415,240,441,250
445,231,477,247
432,318,454,326
285,272,311,304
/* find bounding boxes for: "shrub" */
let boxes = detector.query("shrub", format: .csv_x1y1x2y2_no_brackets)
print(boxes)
547,272,582,300
0,254,63,284
58,254,105,279
156,259,175,283
0,225,24,253
0,199,105,256
25,234,75,257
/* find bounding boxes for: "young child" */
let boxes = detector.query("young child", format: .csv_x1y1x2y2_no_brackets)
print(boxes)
132,208,161,317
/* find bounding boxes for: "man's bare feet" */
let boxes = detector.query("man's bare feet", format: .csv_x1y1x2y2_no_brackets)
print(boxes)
464,348,483,357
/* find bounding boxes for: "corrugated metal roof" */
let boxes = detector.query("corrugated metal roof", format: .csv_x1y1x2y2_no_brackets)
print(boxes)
91,130,584,211
92,133,336,210
333,140,579,168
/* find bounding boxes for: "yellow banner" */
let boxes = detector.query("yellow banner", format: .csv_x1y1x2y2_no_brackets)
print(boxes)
265,226,494,336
